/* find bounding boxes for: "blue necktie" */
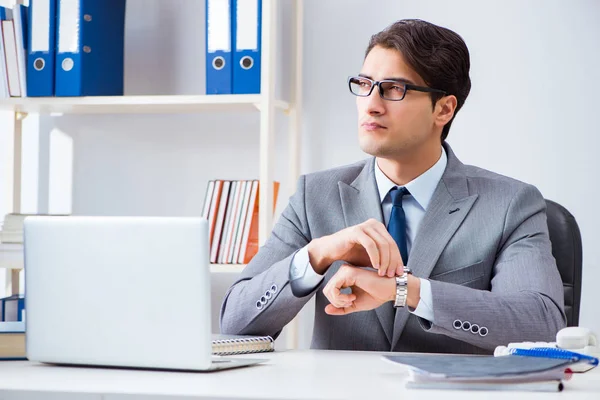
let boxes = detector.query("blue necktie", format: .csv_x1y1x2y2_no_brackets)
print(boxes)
387,187,410,265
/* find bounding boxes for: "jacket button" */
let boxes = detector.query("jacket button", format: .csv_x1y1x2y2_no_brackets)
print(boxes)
256,301,263,310
479,326,489,337
470,324,480,334
453,319,462,329
461,321,471,331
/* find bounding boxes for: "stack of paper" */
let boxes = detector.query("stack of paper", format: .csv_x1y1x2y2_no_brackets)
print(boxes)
0,321,25,360
0,214,32,243
1,213,67,243
384,354,576,392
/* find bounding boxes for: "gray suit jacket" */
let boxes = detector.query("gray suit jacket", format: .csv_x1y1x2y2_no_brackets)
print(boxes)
220,143,566,354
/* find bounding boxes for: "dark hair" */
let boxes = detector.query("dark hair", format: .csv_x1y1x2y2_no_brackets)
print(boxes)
365,19,471,142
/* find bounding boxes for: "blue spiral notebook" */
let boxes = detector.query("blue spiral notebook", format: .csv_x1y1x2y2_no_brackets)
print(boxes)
510,347,599,366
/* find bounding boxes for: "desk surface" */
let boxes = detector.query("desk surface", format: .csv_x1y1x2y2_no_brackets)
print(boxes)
0,350,599,400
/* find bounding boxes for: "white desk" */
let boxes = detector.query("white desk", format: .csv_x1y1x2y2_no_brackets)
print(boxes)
0,350,598,400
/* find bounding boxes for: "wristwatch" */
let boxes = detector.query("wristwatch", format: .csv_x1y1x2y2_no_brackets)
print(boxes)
394,266,412,308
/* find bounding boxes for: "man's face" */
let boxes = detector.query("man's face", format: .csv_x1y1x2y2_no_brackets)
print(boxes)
357,46,439,158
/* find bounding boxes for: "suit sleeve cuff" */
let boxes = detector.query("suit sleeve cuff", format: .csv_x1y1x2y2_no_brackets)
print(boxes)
408,278,435,323
289,246,325,297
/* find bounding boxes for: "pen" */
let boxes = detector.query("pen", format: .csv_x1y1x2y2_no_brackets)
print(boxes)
406,380,564,392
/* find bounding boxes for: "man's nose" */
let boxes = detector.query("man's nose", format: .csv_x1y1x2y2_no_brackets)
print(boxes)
364,87,385,114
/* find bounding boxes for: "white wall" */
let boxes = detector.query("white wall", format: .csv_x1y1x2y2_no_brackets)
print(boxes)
2,0,598,346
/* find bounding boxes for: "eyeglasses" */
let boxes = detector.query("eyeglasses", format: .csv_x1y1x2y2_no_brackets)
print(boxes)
348,76,447,101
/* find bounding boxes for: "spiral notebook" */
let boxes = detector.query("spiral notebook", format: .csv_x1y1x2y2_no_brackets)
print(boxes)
212,334,274,356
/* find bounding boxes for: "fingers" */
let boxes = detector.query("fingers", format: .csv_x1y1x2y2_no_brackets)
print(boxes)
323,267,394,315
362,226,389,276
323,265,357,309
356,219,403,277
395,260,406,277
323,286,356,309
352,228,380,269
325,303,357,315
329,291,356,308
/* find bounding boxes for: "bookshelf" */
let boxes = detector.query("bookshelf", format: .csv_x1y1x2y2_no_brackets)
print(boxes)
0,0,303,314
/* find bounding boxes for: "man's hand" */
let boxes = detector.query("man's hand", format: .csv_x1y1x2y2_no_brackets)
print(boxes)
323,265,396,315
323,265,422,315
307,219,404,277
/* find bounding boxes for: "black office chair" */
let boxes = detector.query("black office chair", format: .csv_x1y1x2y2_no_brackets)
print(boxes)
545,199,583,326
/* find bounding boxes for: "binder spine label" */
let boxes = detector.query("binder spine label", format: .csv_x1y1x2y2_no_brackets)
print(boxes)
236,0,258,51
207,0,231,53
58,0,79,54
31,0,51,52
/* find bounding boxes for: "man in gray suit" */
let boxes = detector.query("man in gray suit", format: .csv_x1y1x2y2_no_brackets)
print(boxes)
220,19,565,354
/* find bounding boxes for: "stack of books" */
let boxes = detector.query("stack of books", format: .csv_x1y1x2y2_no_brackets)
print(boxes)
1,213,67,244
0,213,32,244
0,321,25,360
202,180,279,265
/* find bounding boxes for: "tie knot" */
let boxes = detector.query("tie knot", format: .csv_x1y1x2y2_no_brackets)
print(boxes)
389,186,410,206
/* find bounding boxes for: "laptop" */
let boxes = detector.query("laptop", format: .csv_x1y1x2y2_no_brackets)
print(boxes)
23,216,265,371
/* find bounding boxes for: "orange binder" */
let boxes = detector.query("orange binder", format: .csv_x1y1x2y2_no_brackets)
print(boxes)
240,181,280,264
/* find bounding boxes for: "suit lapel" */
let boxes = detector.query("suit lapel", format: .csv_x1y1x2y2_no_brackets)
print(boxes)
338,158,394,345
391,143,479,349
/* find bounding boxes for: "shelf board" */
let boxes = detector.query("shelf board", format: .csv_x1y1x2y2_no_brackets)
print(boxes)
0,95,290,115
0,243,245,273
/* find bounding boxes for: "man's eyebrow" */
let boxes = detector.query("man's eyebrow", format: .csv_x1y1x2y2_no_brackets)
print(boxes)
358,73,416,85
387,77,415,84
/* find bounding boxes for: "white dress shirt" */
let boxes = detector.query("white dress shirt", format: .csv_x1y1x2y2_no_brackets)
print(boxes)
290,147,448,323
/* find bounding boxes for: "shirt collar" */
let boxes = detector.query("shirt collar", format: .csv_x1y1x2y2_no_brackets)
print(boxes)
374,147,448,211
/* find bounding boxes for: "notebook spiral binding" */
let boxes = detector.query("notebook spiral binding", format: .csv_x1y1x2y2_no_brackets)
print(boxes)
511,347,599,366
212,336,275,356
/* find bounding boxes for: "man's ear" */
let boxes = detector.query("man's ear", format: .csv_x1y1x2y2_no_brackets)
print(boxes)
434,95,457,128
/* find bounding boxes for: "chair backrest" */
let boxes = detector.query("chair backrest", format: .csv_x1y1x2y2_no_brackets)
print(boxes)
545,199,583,326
